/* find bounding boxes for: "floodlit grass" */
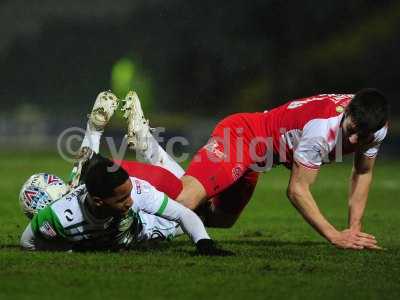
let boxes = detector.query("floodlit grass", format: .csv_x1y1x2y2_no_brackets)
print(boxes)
0,152,399,300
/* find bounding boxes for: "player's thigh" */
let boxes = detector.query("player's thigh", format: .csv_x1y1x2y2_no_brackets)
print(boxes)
175,175,208,210
182,114,254,209
184,144,246,197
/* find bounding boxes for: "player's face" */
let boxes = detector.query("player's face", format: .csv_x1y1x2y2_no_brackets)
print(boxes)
342,115,358,144
342,115,374,146
100,179,133,216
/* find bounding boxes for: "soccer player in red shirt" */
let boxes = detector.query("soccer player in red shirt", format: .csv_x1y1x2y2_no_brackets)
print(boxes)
117,89,389,250
165,89,388,250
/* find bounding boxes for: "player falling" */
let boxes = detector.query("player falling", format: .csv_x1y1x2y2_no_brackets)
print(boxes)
20,91,231,255
128,89,389,250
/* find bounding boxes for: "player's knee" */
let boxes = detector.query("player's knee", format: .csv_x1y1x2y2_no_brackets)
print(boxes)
212,219,236,228
204,208,239,228
175,191,202,210
176,176,207,209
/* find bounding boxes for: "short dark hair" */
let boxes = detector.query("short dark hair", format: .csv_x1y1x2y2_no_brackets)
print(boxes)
83,153,129,198
348,88,389,138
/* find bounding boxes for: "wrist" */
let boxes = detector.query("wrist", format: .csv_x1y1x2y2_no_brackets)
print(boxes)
325,228,340,243
349,221,362,231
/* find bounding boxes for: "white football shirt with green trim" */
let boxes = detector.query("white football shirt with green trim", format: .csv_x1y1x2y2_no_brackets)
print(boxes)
29,180,180,251
130,177,181,242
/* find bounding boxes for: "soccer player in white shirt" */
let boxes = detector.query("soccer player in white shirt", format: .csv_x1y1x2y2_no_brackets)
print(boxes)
20,91,231,255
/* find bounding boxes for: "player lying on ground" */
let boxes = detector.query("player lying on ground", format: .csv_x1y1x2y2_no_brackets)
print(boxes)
133,89,389,250
19,91,230,255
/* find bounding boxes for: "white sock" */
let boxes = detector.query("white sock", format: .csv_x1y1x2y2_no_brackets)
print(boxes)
81,123,102,153
140,134,185,178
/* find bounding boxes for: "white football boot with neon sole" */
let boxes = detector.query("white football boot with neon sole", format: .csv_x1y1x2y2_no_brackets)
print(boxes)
121,91,152,151
69,146,94,188
70,91,118,188
88,91,119,131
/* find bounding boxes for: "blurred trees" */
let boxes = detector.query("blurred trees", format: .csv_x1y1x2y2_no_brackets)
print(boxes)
0,0,399,119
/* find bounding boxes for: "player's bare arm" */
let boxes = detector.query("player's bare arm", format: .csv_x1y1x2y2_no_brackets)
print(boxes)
287,161,379,250
347,151,376,232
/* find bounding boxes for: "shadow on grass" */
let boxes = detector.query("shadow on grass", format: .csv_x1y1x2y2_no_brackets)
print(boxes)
222,239,326,247
0,244,20,250
0,239,327,254
125,239,331,259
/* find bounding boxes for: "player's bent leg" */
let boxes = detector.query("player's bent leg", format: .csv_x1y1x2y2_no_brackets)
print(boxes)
140,133,185,178
70,91,118,187
201,170,259,228
200,205,240,228
175,175,208,210
178,131,250,211
122,91,185,178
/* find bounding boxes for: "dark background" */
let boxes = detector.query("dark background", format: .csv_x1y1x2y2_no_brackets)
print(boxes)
0,0,399,154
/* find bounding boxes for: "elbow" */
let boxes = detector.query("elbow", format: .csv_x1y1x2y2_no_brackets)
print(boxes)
20,236,32,251
286,185,296,202
286,184,305,203
20,225,35,251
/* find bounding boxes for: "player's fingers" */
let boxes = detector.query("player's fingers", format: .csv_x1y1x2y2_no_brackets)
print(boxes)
354,237,377,247
364,244,383,250
359,237,378,245
357,232,376,240
351,244,364,250
355,239,378,249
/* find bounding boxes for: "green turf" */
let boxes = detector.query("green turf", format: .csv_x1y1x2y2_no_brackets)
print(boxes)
0,152,399,300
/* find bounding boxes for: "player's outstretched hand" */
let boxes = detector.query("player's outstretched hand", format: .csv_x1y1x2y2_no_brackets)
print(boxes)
195,239,234,256
330,229,382,250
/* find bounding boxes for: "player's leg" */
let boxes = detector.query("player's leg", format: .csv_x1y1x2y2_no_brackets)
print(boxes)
175,175,209,210
82,90,119,152
140,133,185,178
69,91,119,187
175,130,250,210
201,170,259,228
175,112,261,212
121,91,185,178
80,123,102,154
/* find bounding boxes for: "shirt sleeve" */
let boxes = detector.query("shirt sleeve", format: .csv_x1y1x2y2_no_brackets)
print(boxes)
293,120,331,169
30,205,67,240
20,223,72,251
136,189,210,243
363,126,388,158
20,224,37,250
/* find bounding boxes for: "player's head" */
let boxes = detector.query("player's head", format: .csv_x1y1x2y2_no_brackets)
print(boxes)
84,154,133,216
343,88,389,144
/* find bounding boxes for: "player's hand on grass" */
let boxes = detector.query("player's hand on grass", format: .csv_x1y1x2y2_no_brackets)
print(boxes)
330,229,382,250
195,239,234,256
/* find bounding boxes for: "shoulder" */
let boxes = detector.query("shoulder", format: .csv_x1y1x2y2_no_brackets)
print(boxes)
130,176,165,213
269,94,352,133
51,185,86,217
130,177,157,209
130,177,156,195
31,186,87,239
288,94,353,118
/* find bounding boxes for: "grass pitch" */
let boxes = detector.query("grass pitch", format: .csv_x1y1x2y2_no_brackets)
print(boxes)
0,151,399,300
